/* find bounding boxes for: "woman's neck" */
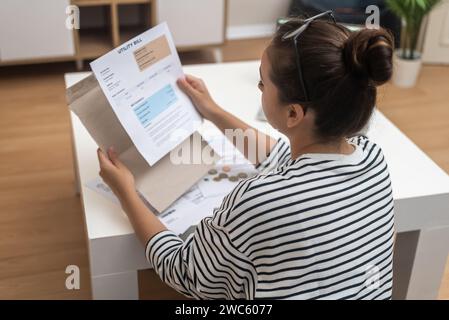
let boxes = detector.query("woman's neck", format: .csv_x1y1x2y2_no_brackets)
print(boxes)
289,134,354,159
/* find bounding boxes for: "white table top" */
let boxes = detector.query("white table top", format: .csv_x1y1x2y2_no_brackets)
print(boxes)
65,60,449,240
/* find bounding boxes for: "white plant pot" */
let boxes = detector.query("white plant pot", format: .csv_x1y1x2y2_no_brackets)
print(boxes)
392,50,422,88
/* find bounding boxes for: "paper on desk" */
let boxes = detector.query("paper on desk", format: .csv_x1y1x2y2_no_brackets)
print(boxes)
85,178,120,205
86,177,224,238
90,22,201,166
195,131,257,196
84,134,257,238
158,185,223,238
197,164,258,198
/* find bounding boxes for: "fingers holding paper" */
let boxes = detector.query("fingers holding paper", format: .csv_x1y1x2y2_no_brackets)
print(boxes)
177,74,222,120
97,147,136,200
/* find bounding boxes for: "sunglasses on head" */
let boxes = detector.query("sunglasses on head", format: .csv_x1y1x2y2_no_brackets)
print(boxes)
281,10,337,103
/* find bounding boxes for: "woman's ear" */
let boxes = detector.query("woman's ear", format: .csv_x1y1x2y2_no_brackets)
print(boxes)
286,103,305,129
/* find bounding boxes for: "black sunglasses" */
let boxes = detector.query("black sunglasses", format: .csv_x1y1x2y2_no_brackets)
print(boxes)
281,10,337,103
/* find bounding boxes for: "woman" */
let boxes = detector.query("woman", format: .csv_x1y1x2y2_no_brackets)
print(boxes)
97,12,395,299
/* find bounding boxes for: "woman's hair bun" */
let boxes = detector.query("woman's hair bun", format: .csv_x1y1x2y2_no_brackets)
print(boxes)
343,28,394,86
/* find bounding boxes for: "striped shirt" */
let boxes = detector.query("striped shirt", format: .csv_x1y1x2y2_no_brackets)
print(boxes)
146,135,395,300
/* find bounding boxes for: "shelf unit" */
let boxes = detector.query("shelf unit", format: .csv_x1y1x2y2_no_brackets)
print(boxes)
71,0,156,69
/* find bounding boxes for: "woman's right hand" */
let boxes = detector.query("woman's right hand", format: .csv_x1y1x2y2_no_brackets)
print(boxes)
177,74,222,120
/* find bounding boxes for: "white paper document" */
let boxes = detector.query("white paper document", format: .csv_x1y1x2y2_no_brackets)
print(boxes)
197,164,258,198
157,185,223,238
86,177,224,238
90,22,201,166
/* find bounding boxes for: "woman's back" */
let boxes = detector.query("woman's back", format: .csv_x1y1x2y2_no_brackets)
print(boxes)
147,135,394,300
213,135,394,299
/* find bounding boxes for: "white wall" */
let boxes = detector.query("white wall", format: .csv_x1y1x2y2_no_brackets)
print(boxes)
226,0,290,39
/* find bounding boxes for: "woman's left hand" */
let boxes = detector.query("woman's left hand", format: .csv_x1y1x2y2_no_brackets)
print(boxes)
97,147,136,201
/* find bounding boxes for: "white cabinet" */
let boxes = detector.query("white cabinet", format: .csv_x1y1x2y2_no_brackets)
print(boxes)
155,0,226,48
0,0,75,62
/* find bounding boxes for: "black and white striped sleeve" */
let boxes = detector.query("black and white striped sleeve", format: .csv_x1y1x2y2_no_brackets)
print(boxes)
145,214,258,299
256,137,291,172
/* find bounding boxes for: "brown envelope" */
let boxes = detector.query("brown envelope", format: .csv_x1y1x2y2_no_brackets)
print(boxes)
67,74,219,213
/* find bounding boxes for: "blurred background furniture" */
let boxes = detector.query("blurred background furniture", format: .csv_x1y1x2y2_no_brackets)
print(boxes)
0,0,75,65
2,0,449,69
288,0,401,46
0,0,227,69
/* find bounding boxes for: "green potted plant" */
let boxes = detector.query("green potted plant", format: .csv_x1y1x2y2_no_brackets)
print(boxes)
386,0,442,87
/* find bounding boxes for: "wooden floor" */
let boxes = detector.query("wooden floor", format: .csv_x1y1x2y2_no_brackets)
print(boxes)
0,37,448,299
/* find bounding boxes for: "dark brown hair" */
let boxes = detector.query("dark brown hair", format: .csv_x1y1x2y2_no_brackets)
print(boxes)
266,19,394,139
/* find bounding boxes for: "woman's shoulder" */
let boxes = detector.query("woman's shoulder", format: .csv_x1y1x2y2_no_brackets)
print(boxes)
348,135,386,159
256,137,292,173
348,134,376,148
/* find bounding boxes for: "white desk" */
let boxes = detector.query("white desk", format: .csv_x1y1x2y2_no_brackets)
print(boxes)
65,61,449,300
